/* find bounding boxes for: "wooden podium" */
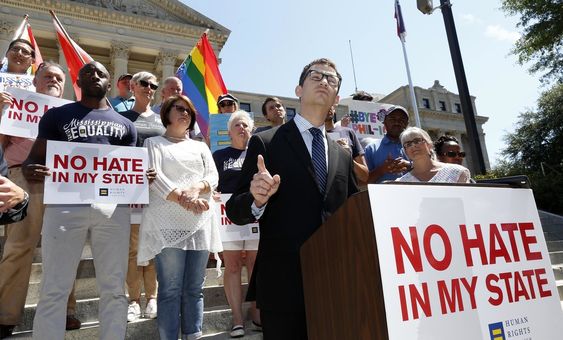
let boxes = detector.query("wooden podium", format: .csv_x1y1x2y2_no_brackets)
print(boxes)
300,190,388,340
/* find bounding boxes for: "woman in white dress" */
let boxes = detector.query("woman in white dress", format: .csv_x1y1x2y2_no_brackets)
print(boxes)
138,94,222,340
397,127,471,183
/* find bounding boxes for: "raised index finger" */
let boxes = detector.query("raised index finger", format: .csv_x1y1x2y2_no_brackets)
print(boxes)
257,154,268,174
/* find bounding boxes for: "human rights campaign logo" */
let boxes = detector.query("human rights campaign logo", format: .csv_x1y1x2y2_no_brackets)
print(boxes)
488,322,505,340
99,188,109,196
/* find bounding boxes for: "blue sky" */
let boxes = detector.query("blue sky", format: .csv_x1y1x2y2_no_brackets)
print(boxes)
185,0,542,167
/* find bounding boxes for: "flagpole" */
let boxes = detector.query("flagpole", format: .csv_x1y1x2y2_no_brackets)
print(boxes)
395,0,421,128
49,10,86,65
348,40,358,93
400,38,421,128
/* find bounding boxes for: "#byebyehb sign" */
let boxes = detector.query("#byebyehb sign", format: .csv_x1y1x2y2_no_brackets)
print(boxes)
0,72,35,92
215,193,259,242
44,141,149,204
369,184,563,340
0,88,71,138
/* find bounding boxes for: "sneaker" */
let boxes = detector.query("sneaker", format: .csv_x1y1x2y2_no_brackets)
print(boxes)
144,298,157,319
127,301,141,322
230,325,245,338
252,320,262,332
65,315,82,330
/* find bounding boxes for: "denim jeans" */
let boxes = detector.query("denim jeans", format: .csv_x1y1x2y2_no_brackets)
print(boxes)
155,248,209,340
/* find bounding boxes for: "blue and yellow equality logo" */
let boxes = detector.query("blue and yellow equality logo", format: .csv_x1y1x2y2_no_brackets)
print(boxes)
488,322,505,340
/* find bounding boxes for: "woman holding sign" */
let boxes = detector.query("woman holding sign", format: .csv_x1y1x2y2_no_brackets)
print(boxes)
397,127,471,183
138,94,222,340
119,71,165,322
212,110,261,338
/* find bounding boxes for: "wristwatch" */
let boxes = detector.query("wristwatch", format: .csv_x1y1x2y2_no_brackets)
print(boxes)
11,191,29,211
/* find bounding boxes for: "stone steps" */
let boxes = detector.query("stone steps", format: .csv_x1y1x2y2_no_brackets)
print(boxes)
10,307,262,339
18,266,248,332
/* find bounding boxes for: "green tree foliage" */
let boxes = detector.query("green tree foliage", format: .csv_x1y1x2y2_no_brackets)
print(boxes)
491,83,563,213
501,0,563,83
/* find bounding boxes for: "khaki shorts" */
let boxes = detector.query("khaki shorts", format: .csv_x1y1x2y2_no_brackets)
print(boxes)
222,239,259,251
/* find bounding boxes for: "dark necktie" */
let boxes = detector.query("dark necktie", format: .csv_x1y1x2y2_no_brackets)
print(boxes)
309,127,327,194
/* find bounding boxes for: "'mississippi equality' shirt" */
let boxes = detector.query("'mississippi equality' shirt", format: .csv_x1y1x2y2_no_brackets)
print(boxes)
38,102,137,147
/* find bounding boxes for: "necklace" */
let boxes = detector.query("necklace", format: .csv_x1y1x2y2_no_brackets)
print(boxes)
164,134,188,141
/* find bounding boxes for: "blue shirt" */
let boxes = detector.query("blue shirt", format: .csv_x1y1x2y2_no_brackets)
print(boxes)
109,96,135,113
364,135,408,183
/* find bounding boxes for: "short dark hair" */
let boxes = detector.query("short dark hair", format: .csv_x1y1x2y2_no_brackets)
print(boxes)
298,58,342,93
434,135,460,154
261,97,282,116
8,39,35,58
352,91,373,101
160,94,197,131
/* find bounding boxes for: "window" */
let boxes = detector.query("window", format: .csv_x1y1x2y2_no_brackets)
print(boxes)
439,101,446,111
286,107,296,120
239,102,251,112
422,98,430,109
454,103,461,113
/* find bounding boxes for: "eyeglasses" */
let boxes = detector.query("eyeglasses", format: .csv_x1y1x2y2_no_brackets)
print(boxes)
139,80,158,90
442,151,466,158
172,104,191,114
403,138,426,149
9,46,33,57
306,69,341,87
219,100,235,108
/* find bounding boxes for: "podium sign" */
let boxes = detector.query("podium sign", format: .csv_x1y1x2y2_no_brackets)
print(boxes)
369,184,563,340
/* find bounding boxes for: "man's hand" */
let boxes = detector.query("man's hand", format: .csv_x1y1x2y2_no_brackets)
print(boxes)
380,154,409,175
0,175,25,213
250,155,280,207
0,91,13,110
146,168,156,184
22,164,51,182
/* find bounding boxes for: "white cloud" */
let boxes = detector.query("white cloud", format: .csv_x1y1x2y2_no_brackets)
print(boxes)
485,25,521,42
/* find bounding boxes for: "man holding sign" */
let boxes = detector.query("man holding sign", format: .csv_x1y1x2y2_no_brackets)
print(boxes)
0,61,84,335
23,61,137,340
226,58,358,339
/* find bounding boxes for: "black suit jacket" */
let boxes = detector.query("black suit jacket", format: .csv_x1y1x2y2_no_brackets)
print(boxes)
226,119,358,312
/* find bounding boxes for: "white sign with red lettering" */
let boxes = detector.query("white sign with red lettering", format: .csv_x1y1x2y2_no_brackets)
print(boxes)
369,184,563,340
215,193,259,242
0,87,71,138
44,141,149,204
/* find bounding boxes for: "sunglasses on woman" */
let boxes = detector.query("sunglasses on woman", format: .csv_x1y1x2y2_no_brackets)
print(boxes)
139,79,158,90
442,151,466,158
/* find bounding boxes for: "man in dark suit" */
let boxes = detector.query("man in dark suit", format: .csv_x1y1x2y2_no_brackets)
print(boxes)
226,58,358,339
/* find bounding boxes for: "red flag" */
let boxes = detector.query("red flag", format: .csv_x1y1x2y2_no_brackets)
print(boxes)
2,15,43,74
50,10,93,100
395,0,407,42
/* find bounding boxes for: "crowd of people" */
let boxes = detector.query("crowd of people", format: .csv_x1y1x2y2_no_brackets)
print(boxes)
0,38,472,340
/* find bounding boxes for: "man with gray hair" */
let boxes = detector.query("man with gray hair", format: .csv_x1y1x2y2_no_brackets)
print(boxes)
152,76,203,141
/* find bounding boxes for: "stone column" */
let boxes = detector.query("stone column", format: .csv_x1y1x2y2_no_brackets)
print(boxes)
0,20,15,64
154,49,179,103
157,49,179,80
110,40,131,97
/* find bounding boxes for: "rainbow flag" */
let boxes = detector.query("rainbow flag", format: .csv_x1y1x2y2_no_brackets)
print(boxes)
1,15,43,74
176,33,227,137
